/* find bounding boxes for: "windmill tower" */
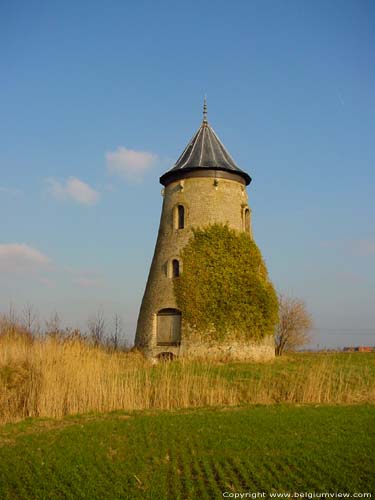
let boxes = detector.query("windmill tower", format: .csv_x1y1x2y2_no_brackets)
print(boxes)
135,100,274,360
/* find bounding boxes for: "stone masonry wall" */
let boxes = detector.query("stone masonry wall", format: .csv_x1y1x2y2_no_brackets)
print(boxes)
134,175,274,361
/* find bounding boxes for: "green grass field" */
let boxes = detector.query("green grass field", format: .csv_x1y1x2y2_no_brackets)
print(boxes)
195,352,375,381
0,405,374,499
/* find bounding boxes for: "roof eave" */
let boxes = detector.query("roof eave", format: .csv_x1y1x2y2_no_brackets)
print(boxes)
160,166,251,187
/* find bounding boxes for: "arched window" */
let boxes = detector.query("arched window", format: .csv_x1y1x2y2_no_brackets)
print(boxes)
244,208,250,233
172,259,180,278
173,204,186,230
178,205,185,229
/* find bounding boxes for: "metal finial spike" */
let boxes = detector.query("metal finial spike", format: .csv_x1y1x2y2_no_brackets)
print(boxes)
203,95,208,123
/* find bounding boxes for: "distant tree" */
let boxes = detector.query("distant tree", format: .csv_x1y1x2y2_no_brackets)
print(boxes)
7,302,18,325
0,311,33,341
21,304,40,336
65,327,85,342
87,311,106,346
107,314,124,351
3,303,19,336
275,294,313,356
45,312,62,338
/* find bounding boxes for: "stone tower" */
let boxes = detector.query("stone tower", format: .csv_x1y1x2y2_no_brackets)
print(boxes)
135,101,275,360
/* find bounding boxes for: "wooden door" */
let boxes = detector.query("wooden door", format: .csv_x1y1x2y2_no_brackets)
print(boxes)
157,309,181,346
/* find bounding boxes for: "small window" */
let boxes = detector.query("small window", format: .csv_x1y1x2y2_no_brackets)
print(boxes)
173,204,186,230
178,205,185,229
172,259,180,278
244,208,250,234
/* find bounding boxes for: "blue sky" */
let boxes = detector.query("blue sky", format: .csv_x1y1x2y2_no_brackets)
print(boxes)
1,0,374,348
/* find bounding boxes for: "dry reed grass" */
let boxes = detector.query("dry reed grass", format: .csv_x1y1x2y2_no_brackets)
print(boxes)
1,326,374,424
239,356,375,404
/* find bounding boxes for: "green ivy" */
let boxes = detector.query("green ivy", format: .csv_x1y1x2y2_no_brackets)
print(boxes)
174,224,278,341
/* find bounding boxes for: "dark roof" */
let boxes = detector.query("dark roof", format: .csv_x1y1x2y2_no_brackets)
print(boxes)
160,104,251,186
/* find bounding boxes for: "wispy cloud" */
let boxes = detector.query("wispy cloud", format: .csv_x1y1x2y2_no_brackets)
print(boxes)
0,244,50,273
65,267,103,288
321,239,375,257
48,177,100,205
336,271,362,283
0,187,22,196
106,146,157,182
352,240,375,257
39,277,55,288
73,277,102,288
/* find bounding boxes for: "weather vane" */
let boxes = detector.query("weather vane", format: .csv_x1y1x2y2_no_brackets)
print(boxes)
203,95,208,123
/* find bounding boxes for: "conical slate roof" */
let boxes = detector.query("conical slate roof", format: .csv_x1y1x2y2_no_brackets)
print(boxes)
160,101,251,186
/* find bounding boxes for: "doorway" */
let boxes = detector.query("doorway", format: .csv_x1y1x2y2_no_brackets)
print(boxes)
157,308,181,346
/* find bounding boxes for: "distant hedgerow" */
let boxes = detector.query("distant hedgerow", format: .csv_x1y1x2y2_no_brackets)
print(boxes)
174,224,278,341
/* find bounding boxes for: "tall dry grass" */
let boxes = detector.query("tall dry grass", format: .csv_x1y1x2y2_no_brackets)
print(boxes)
1,326,374,424
0,331,239,423
239,356,375,404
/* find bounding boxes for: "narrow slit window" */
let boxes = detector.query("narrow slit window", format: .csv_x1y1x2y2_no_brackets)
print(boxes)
178,205,185,229
172,259,180,278
244,208,250,233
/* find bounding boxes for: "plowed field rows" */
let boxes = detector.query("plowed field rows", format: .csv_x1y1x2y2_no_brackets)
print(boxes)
0,405,374,499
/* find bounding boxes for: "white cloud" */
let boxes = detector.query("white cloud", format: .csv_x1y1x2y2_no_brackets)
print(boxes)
106,146,157,182
0,244,50,273
48,177,100,205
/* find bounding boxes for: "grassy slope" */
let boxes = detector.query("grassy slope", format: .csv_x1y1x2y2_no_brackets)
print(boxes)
0,405,374,500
